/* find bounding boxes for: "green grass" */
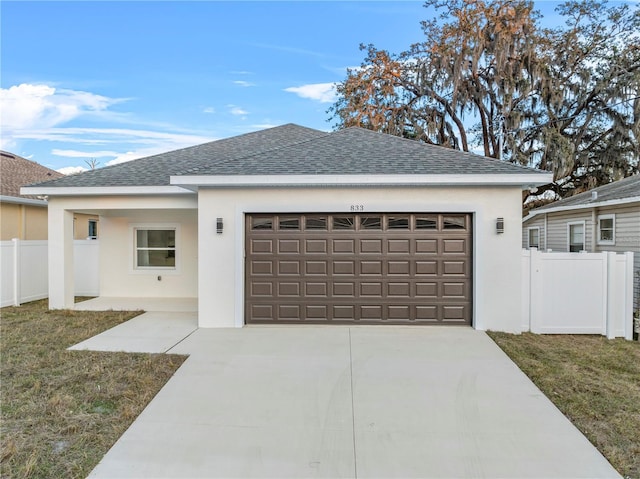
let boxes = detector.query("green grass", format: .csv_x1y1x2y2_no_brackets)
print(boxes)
0,300,187,479
487,332,640,479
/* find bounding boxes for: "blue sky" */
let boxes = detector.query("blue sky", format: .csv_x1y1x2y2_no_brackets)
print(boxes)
0,1,618,174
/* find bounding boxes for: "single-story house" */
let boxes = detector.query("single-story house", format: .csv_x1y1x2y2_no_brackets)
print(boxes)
23,124,552,332
522,174,639,310
1,151,99,240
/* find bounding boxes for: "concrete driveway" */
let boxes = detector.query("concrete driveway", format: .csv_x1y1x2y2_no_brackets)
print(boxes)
87,326,620,478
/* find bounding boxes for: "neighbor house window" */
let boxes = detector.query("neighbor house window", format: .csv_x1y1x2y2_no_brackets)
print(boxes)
88,220,98,239
568,222,585,252
135,228,176,269
597,214,615,245
528,227,540,249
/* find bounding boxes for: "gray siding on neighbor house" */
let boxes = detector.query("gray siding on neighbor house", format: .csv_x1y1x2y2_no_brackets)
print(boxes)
594,204,640,254
522,216,546,250
544,209,593,252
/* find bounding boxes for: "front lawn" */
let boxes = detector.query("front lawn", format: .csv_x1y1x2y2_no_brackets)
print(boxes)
488,332,640,479
0,300,187,479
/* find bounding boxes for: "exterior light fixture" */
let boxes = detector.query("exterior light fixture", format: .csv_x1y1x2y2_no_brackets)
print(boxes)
216,217,223,234
496,217,505,234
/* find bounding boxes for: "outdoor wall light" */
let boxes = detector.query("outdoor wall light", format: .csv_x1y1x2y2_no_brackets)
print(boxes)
216,217,223,234
496,217,505,234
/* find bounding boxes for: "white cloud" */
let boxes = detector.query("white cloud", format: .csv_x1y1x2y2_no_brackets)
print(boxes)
0,83,125,131
233,80,256,87
57,165,88,175
51,149,119,158
36,128,216,169
284,83,338,103
227,105,249,116
203,107,215,114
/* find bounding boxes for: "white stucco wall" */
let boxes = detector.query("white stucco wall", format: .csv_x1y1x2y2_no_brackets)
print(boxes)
197,186,524,333
47,195,198,309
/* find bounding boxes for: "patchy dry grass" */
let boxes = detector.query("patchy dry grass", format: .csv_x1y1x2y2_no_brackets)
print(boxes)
487,332,640,479
0,300,186,479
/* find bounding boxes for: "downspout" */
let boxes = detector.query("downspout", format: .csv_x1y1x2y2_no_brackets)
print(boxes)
544,213,548,251
591,207,597,252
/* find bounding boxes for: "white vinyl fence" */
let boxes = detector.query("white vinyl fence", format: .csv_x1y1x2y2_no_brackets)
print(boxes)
0,239,99,307
522,249,634,339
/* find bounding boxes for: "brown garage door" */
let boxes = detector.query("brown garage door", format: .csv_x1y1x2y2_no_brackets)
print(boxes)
245,213,472,325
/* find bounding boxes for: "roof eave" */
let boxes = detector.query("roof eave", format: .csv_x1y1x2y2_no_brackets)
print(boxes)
19,185,195,197
0,195,48,206
170,173,553,188
523,196,640,222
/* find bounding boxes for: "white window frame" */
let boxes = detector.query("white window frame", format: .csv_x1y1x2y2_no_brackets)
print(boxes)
527,227,540,249
567,221,586,252
597,214,615,246
129,223,180,274
88,219,98,240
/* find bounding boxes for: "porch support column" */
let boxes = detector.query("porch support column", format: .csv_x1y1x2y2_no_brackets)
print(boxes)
48,202,74,309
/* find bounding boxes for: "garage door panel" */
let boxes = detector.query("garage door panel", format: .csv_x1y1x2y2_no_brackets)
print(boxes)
416,261,438,275
278,304,300,319
306,305,328,319
416,282,438,297
361,305,383,320
416,305,438,320
333,239,355,253
333,282,355,297
442,261,466,275
333,305,355,319
442,238,467,254
388,282,411,297
388,239,410,253
442,282,466,298
278,239,300,254
278,282,300,297
361,261,382,275
305,261,327,275
361,239,383,253
388,305,411,320
278,261,300,275
416,239,438,254
443,305,467,320
251,282,273,297
388,261,411,275
251,239,273,254
246,213,471,325
251,261,273,275
305,239,328,254
360,283,383,297
251,304,274,320
333,261,355,275
306,282,328,297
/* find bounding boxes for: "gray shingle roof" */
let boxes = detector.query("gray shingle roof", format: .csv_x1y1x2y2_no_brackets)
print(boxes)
534,174,640,212
181,127,545,176
31,124,326,188
29,124,546,189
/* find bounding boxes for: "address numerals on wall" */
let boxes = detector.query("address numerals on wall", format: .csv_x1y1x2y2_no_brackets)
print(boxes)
349,204,365,212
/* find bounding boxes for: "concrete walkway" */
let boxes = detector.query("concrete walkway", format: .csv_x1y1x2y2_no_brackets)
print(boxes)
86,326,620,478
69,297,198,353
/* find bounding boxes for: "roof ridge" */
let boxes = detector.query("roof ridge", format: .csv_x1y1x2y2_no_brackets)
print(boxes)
177,126,332,174
339,127,544,174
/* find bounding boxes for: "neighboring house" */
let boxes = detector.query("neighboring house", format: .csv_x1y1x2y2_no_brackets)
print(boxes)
522,174,640,310
0,151,100,240
23,124,552,332
0,151,63,240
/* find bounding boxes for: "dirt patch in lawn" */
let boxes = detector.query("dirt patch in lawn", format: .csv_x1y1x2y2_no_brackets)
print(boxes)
0,299,187,479
488,332,640,479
